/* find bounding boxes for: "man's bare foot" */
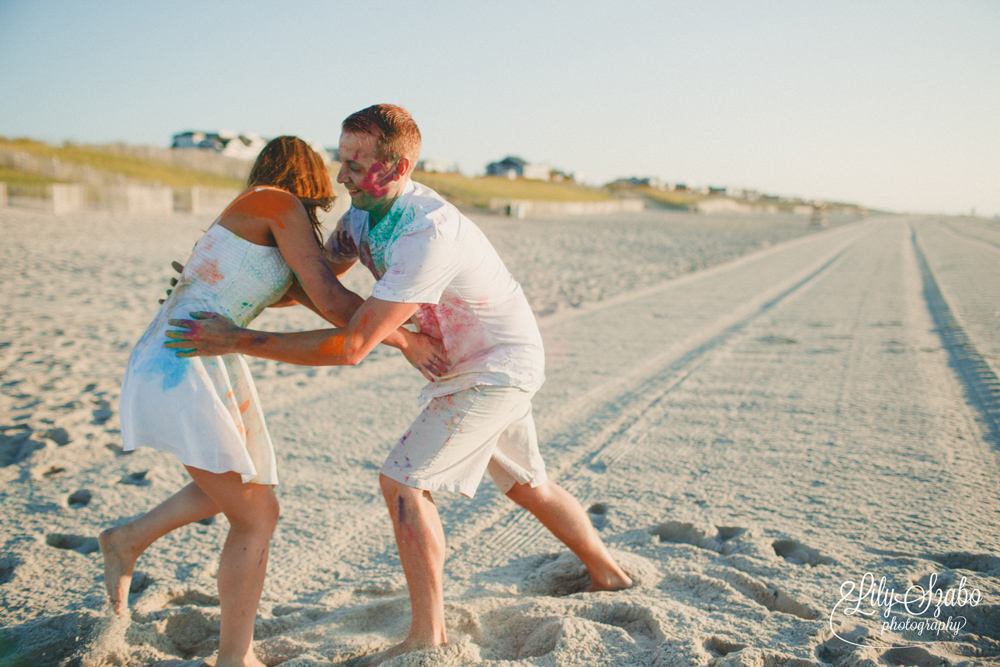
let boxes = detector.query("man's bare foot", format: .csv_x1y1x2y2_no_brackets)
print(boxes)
364,639,446,666
207,655,266,667
587,569,634,592
98,525,140,615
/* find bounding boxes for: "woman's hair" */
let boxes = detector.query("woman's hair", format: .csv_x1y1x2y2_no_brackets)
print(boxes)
246,136,335,246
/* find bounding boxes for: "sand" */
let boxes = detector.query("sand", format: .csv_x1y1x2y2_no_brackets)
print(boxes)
1,206,999,667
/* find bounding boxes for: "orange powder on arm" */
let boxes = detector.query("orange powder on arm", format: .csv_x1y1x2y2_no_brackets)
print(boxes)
227,189,299,230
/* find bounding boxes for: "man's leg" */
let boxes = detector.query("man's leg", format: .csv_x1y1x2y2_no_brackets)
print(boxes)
379,473,448,652
505,480,632,591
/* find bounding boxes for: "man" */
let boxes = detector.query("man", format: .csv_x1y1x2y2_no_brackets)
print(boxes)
168,104,632,661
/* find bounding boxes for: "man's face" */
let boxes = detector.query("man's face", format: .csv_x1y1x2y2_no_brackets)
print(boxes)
337,131,399,213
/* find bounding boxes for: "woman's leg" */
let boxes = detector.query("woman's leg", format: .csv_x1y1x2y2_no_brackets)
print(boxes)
185,466,279,667
100,481,219,613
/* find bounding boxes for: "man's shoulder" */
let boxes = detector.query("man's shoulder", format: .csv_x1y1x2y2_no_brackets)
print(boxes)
408,181,458,217
400,180,464,235
342,206,368,229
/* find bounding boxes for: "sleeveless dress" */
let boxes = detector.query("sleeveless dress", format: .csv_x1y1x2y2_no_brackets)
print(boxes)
119,188,293,484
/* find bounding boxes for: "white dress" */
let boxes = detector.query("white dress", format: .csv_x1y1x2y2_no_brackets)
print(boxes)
120,194,292,484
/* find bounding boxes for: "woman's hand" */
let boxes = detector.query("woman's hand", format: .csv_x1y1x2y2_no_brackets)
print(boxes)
164,312,241,357
159,261,185,304
401,331,450,381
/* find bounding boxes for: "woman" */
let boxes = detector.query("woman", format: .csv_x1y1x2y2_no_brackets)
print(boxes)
100,137,442,667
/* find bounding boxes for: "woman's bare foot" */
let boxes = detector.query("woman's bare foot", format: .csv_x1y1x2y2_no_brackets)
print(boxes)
364,638,445,666
98,525,140,614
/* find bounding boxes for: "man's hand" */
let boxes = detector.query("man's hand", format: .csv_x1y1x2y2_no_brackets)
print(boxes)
326,227,358,259
159,261,185,304
164,312,241,357
401,331,450,381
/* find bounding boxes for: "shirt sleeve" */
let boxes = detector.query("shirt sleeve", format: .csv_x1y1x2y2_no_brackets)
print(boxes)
371,226,460,304
324,214,360,262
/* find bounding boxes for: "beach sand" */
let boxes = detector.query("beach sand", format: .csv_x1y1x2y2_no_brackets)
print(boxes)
2,206,999,666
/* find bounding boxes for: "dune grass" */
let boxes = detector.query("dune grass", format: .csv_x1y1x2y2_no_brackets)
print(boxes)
0,138,246,189
0,165,66,186
414,171,615,208
632,186,704,209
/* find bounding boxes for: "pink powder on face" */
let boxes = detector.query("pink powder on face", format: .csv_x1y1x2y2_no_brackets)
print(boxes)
358,160,395,198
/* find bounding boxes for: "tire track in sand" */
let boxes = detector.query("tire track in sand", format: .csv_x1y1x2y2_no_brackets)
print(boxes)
444,222,875,566
911,225,1000,445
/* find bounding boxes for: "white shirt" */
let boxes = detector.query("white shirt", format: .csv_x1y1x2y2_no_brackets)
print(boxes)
326,180,545,403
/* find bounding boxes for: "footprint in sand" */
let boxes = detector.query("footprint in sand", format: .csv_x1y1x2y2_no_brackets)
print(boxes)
91,404,114,425
0,427,45,466
0,559,15,585
953,603,1000,640
578,602,663,646
39,427,71,446
522,552,592,597
928,551,1000,575
716,526,746,542
703,635,747,659
164,589,219,607
772,539,834,566
649,521,747,554
587,460,608,474
67,489,92,508
586,503,608,530
881,646,955,667
160,608,218,659
758,335,798,345
46,533,99,554
119,470,150,486
714,569,817,620
129,571,153,596
649,521,712,548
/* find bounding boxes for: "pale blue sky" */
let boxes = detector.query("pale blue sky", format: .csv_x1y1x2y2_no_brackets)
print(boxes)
2,1,998,215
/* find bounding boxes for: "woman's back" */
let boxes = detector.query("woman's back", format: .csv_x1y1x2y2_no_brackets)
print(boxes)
170,221,292,327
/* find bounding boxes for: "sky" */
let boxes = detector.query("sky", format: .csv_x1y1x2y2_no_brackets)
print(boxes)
1,1,998,216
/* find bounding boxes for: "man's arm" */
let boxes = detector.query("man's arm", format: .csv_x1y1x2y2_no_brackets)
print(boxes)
279,279,445,369
166,297,442,371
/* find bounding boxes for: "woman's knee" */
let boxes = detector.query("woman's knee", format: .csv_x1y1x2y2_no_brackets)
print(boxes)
228,488,279,532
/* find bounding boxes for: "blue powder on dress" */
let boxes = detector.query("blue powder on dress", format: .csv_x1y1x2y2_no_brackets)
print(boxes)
154,349,188,390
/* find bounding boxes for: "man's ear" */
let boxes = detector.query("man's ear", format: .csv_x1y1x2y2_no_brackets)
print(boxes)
393,156,411,180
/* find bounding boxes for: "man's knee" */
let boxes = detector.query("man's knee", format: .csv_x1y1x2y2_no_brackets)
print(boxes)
505,479,550,506
380,473,424,503
379,472,400,499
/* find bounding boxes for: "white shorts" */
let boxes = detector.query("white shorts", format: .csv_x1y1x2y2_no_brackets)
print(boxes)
380,386,547,498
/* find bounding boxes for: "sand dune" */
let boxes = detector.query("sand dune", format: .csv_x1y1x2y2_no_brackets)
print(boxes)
1,207,998,666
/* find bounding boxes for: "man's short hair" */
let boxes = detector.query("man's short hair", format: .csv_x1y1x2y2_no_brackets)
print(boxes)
342,104,422,164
